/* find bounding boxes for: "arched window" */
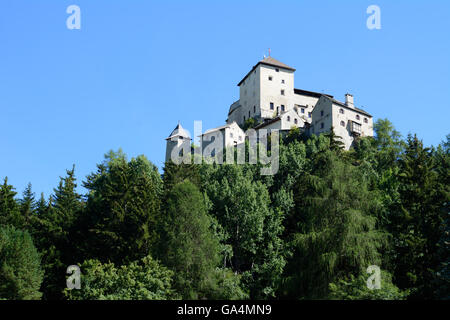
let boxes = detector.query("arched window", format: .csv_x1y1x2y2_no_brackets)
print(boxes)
356,114,360,120
294,118,298,124
340,121,345,127
340,108,345,114
287,116,291,122
364,118,368,123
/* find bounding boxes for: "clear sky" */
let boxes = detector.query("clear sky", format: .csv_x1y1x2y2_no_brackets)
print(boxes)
1,0,449,197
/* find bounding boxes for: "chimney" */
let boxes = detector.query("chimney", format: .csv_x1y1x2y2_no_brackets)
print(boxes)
345,93,354,108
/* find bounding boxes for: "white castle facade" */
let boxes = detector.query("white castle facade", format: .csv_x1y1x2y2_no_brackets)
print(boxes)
166,56,374,162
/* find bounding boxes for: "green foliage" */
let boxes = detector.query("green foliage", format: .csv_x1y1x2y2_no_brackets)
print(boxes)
32,166,83,300
202,164,285,299
391,135,447,298
324,127,345,151
243,117,258,131
0,124,447,300
0,177,22,228
0,225,43,300
65,255,175,300
160,180,223,299
329,270,408,300
81,150,162,264
281,151,387,299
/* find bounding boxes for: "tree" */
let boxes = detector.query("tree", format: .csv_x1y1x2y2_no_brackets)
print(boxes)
329,270,407,300
0,225,43,300
324,127,345,151
0,177,22,228
160,180,223,299
80,150,162,264
243,117,258,131
202,164,285,299
65,255,175,300
31,167,82,300
19,183,36,230
391,134,446,298
281,151,387,299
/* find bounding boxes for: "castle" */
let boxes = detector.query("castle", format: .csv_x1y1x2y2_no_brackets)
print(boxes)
166,56,374,162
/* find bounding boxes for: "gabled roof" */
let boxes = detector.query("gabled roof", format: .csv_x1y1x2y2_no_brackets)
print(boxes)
238,56,296,86
294,88,333,99
322,96,373,117
254,109,305,130
166,123,191,140
199,122,242,136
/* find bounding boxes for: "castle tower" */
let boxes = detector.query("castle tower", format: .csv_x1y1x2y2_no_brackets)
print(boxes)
227,56,296,126
165,123,191,163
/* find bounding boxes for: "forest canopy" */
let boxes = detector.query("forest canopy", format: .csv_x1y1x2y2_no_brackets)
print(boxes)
0,119,448,300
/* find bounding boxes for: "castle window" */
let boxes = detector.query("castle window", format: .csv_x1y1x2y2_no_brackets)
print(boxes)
364,118,368,123
281,105,285,112
248,111,250,117
254,106,256,113
243,116,246,121
340,121,345,127
308,112,312,118
321,110,324,116
356,114,360,120
276,68,279,72
270,102,274,110
301,108,305,114
281,89,285,95
340,108,344,114
294,118,298,124
287,116,291,122
321,123,324,129
281,79,285,84
268,76,272,81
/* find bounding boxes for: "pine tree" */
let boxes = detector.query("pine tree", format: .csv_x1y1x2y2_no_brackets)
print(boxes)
0,225,44,300
391,134,445,298
81,150,162,264
19,183,36,230
161,180,221,299
0,177,22,228
281,151,387,299
324,127,345,151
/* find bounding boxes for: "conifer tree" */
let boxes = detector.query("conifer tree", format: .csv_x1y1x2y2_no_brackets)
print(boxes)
0,177,22,228
19,183,36,230
281,151,386,299
161,180,222,299
391,134,446,298
0,225,43,300
81,150,162,264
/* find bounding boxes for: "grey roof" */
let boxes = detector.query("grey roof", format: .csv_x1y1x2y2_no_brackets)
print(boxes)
294,88,333,99
323,96,373,118
166,123,191,140
259,57,295,71
200,123,233,136
238,56,296,86
228,100,241,116
253,110,305,130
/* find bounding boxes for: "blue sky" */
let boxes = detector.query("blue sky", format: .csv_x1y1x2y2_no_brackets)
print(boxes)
0,0,449,197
